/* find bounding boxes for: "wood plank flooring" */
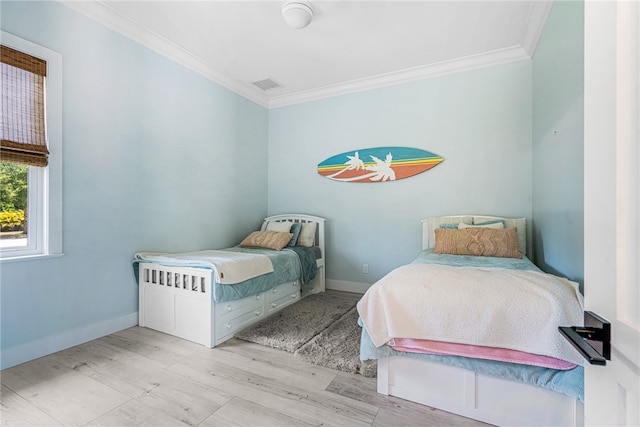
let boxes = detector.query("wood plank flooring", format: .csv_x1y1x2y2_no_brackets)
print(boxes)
1,326,490,426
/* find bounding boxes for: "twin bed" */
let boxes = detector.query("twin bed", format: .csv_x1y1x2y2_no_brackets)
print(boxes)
357,215,585,427
134,214,325,348
133,213,584,427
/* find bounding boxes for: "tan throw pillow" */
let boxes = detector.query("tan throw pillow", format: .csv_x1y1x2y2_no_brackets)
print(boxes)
434,227,522,258
240,231,293,251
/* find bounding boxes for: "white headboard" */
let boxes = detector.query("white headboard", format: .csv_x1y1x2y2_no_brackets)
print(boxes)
421,215,527,256
261,214,326,260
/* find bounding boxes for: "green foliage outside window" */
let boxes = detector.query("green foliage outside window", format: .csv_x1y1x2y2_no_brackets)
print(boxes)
0,210,25,231
0,163,28,231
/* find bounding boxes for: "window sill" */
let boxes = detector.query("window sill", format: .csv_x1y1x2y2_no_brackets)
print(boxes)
0,252,64,263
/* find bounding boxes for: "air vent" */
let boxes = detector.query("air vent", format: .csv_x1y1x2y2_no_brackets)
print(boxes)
252,78,281,91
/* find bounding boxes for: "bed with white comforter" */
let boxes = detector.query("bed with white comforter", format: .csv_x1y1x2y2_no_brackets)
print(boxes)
357,215,585,427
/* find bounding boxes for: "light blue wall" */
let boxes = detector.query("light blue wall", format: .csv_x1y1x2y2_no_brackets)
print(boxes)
532,1,584,288
269,63,533,286
0,1,268,368
1,0,583,369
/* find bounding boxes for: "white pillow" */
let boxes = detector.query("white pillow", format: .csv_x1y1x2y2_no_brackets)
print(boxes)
458,222,504,229
297,222,317,247
266,221,293,233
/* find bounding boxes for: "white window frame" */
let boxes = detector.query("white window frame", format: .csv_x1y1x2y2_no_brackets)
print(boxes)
1,31,63,262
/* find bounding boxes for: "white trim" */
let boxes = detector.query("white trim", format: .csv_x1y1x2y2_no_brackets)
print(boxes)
0,252,64,263
58,0,271,108
326,279,369,294
56,1,546,109
0,31,63,261
269,46,531,108
519,1,553,58
0,313,138,370
584,1,640,422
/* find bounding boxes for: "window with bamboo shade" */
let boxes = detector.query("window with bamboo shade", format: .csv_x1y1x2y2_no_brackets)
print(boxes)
1,33,62,260
1,44,49,167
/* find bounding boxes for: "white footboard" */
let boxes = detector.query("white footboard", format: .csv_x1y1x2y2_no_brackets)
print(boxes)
378,356,584,427
139,264,214,346
138,262,304,348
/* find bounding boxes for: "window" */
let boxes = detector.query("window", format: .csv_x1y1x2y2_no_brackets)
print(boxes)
1,32,62,261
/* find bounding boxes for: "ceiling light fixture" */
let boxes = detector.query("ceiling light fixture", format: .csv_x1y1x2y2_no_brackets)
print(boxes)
282,2,313,29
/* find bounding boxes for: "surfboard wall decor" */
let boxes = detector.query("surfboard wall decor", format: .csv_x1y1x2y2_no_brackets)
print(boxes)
317,147,444,182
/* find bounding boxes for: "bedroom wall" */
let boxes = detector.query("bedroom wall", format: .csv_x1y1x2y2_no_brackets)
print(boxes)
0,1,268,369
268,63,533,290
532,0,584,288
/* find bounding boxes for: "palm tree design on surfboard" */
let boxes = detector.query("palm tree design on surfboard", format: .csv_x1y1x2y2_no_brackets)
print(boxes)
317,147,444,182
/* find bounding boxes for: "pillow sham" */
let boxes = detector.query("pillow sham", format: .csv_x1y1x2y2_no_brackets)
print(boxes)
266,220,300,246
265,221,293,233
438,223,461,229
240,231,293,251
434,227,522,258
473,219,506,227
287,223,302,247
458,221,505,229
297,222,317,247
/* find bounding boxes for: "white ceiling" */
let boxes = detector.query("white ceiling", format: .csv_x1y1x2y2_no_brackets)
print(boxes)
60,1,552,108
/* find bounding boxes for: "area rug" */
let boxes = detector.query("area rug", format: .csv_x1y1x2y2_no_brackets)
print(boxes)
235,292,359,352
235,292,376,377
295,306,377,378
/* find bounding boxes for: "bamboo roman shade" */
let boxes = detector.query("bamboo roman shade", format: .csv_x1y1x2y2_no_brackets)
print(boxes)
1,44,49,167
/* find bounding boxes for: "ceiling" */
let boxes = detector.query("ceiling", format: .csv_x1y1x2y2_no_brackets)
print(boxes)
60,1,552,108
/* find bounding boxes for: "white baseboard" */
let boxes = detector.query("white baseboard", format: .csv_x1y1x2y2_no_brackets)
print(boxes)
1,312,138,370
326,279,371,295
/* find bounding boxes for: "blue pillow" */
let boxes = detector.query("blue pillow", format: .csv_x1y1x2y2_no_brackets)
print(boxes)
287,223,302,246
439,223,461,229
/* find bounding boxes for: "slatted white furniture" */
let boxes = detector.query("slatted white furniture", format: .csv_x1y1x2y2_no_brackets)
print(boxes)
138,214,325,347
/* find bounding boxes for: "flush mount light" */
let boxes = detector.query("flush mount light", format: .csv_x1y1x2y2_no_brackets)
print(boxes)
282,2,313,29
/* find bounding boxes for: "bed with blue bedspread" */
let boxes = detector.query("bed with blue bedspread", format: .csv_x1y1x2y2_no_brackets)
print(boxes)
133,214,325,348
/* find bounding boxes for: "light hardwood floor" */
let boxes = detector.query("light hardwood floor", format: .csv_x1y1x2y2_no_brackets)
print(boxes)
1,326,490,426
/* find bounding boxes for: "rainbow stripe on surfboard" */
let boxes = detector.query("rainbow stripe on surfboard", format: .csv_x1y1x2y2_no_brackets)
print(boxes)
317,147,444,182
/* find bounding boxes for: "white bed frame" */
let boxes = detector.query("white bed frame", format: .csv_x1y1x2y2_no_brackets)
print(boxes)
376,215,584,427
138,214,325,348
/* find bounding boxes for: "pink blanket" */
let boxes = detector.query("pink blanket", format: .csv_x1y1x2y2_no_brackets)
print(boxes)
389,338,577,370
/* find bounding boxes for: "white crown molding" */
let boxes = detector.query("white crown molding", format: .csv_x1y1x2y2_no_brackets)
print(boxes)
59,0,548,110
58,1,271,108
268,45,531,108
519,0,554,58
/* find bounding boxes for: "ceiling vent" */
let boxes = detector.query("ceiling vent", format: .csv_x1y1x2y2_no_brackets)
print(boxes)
252,78,281,91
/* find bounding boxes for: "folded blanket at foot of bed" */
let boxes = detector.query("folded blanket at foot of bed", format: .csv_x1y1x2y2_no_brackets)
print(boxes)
134,249,273,284
133,246,318,303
